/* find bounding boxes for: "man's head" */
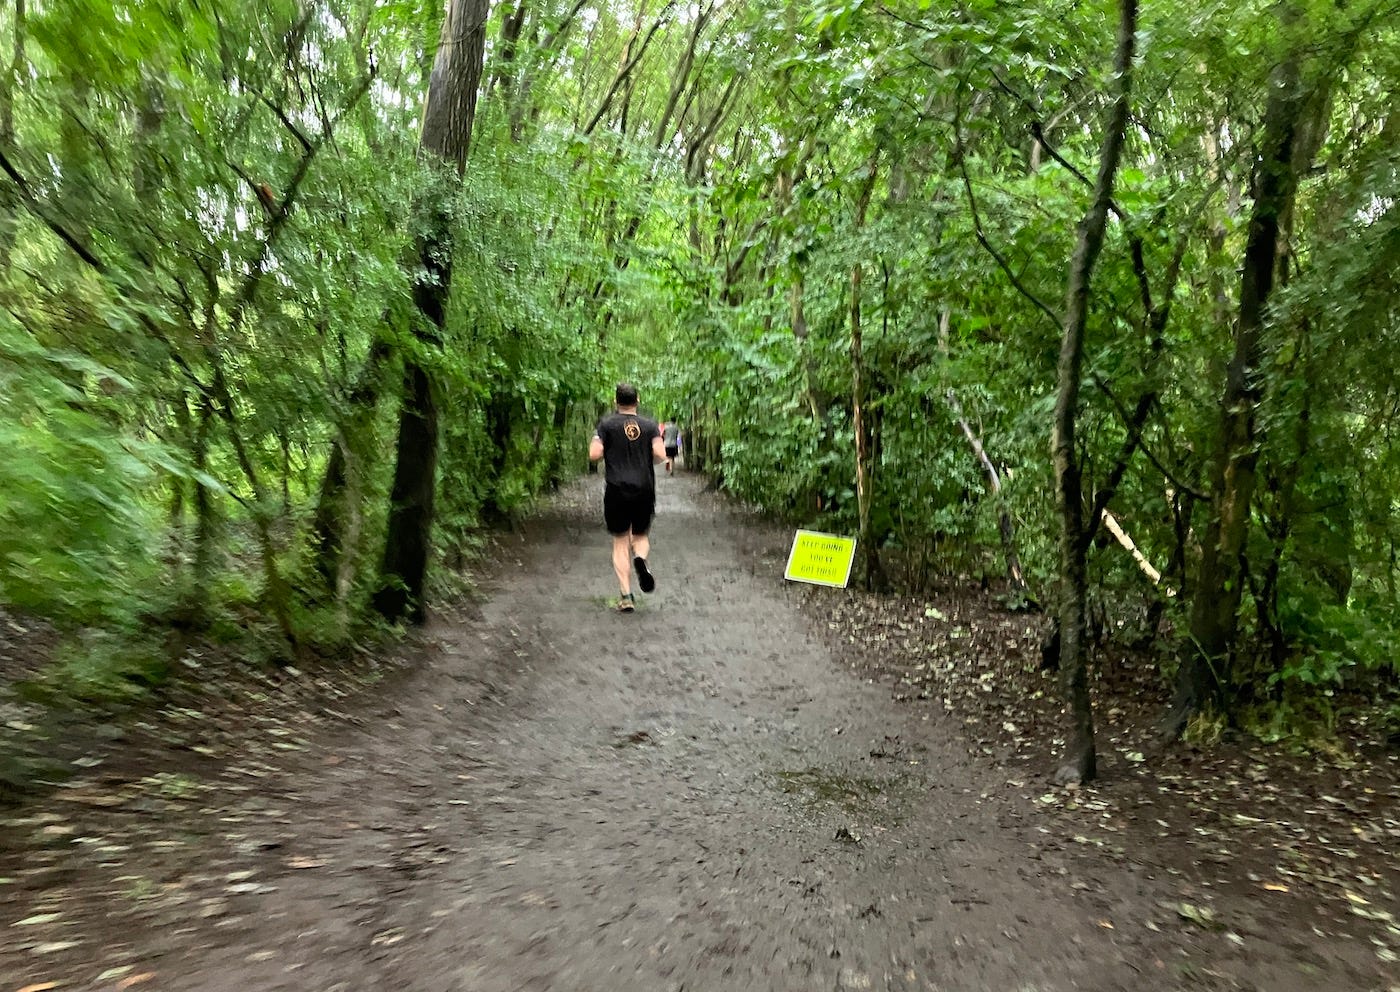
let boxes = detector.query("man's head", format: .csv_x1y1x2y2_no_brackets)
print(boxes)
615,382,639,408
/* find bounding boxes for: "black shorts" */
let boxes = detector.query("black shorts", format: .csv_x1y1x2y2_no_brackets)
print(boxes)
665,445,679,459
604,484,655,536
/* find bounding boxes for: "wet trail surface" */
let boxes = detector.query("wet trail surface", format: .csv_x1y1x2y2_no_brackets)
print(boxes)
7,476,1385,991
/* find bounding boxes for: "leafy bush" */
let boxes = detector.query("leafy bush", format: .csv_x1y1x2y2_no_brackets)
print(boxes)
0,329,167,630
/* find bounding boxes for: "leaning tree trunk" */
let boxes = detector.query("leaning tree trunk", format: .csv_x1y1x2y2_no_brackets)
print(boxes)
938,309,1029,599
1051,0,1137,785
0,0,24,274
1167,17,1308,734
375,0,491,625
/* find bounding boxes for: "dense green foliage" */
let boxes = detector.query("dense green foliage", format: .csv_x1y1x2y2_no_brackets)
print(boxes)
3,0,1399,766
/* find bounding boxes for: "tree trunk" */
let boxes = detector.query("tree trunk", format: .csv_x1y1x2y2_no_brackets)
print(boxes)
313,338,390,597
951,392,1029,596
686,408,708,475
133,80,163,198
418,0,490,172
0,0,24,274
490,0,527,97
507,0,587,141
1051,0,1137,785
850,155,884,590
1167,13,1309,734
169,389,190,548
851,259,876,586
191,397,216,613
687,408,722,483
205,360,300,653
546,391,571,485
481,390,516,524
376,360,441,623
375,0,490,625
939,310,1029,599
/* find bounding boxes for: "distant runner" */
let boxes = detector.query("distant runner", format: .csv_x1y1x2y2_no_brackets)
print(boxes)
589,383,666,613
662,421,681,474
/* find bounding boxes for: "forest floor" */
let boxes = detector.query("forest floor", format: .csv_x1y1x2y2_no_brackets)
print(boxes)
1,474,1397,992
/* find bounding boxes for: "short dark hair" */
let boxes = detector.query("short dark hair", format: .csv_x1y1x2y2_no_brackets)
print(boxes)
615,382,639,406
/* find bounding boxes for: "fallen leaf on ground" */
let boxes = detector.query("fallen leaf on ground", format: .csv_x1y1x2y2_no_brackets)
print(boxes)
1176,903,1222,930
13,913,62,926
18,983,62,992
117,975,156,990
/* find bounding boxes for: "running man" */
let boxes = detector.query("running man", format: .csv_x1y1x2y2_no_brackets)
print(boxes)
589,383,666,613
662,421,681,474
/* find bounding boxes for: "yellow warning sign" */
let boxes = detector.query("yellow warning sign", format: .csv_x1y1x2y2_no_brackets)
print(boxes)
784,530,857,588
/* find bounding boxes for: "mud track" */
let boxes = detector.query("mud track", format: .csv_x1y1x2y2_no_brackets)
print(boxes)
3,476,1387,991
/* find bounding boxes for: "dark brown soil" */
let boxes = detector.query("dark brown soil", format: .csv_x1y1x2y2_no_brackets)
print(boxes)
1,476,1397,991
813,582,1400,988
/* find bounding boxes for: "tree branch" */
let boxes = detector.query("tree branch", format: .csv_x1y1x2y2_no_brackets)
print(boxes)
996,76,1223,544
1091,373,1208,503
1082,181,1219,536
953,101,1061,331
254,89,315,153
582,0,677,137
541,0,589,53
653,0,711,151
0,148,106,271
226,70,375,331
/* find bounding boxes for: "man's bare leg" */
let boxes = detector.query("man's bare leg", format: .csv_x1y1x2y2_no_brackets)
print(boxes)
612,532,634,596
631,532,654,593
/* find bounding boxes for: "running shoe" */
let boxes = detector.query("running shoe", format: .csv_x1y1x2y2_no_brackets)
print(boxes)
633,557,655,594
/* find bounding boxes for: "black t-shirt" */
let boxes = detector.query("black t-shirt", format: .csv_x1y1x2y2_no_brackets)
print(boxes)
596,412,659,491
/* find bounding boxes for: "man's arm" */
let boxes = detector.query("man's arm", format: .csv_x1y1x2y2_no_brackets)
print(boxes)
589,434,604,462
652,435,667,464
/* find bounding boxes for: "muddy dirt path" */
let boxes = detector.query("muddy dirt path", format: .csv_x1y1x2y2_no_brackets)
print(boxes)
4,477,1387,991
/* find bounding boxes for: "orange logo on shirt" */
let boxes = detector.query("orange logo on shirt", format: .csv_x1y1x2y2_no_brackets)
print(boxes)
624,421,641,441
